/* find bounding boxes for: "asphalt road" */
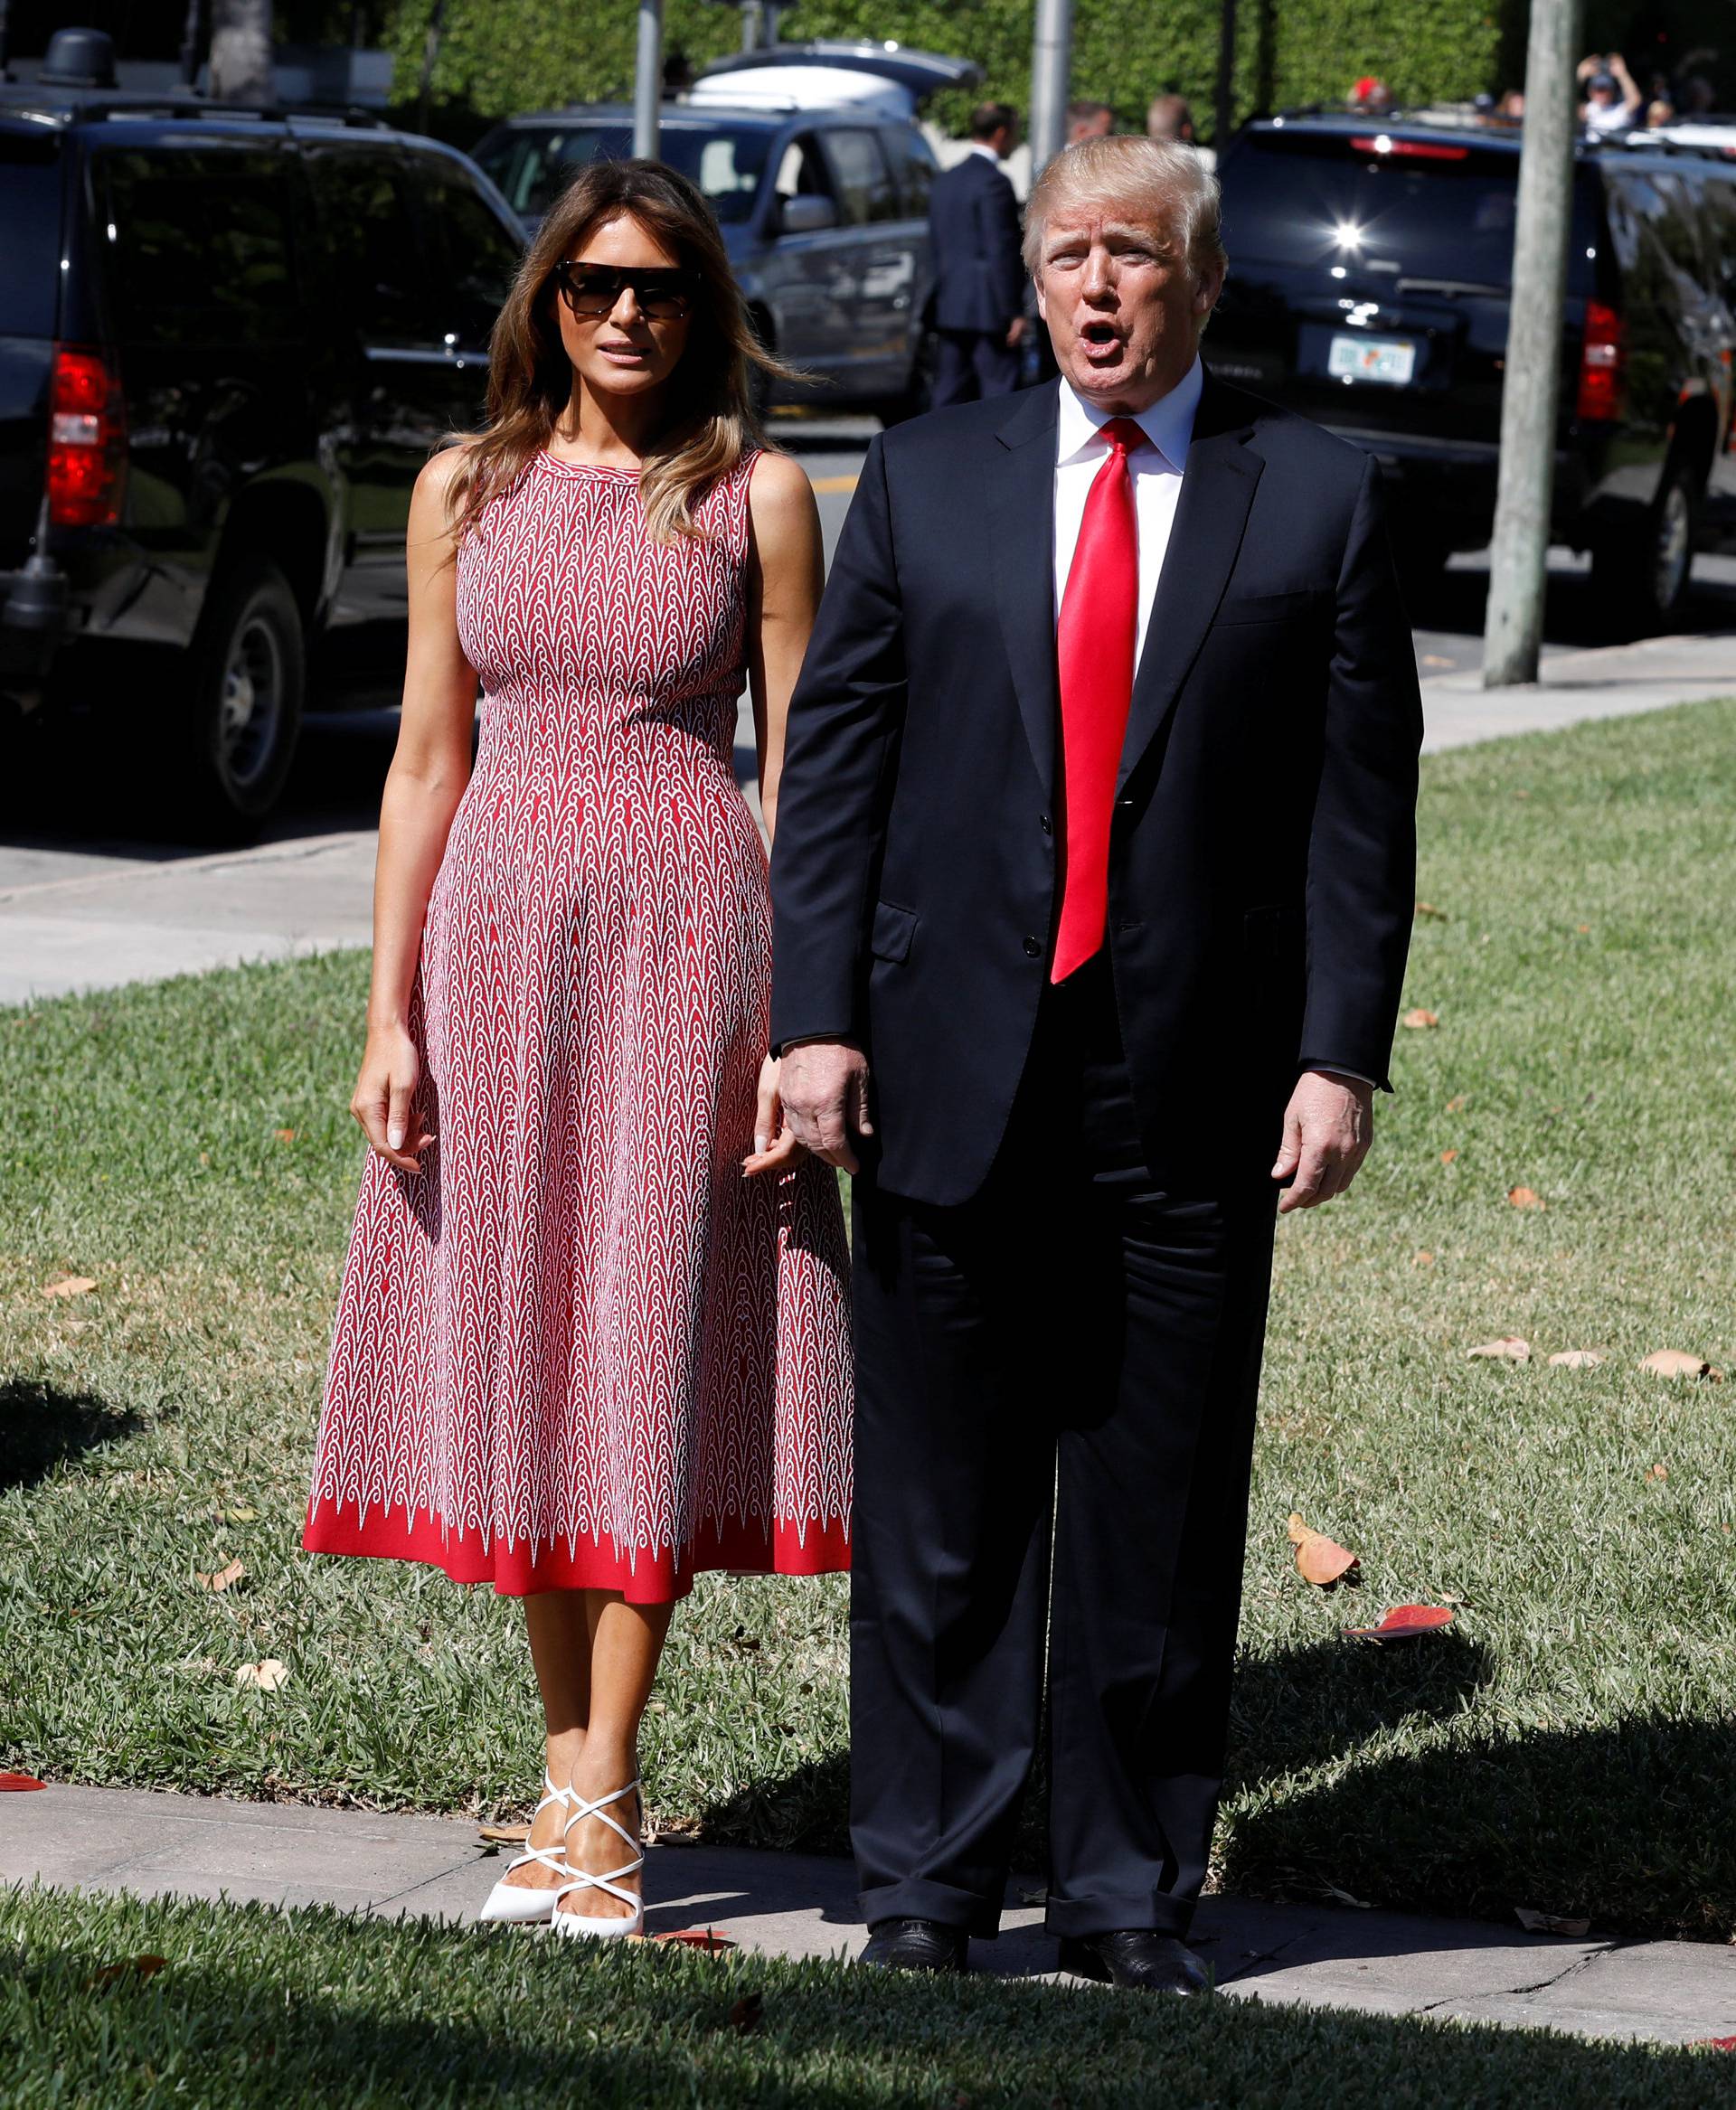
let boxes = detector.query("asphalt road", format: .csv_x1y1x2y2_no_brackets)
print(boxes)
4,408,1734,888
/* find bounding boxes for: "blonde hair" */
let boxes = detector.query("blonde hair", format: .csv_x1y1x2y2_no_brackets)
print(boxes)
444,158,797,549
1023,135,1227,287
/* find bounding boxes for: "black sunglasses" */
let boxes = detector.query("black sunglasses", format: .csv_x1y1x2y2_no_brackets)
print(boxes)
552,261,696,320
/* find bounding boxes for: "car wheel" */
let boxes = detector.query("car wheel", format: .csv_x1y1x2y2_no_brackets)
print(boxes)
176,556,305,838
1590,457,1699,634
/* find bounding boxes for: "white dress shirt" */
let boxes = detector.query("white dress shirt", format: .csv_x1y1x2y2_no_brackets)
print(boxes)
1050,359,1372,1090
1052,355,1203,671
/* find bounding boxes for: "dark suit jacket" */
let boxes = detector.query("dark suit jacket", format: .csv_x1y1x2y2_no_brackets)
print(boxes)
769,372,1423,1207
927,151,1026,335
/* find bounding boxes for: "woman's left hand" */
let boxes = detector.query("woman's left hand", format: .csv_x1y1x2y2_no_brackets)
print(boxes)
742,1054,806,1178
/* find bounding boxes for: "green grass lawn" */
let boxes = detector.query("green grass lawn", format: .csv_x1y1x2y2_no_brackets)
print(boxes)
3,700,1734,1943
4,1885,1728,2109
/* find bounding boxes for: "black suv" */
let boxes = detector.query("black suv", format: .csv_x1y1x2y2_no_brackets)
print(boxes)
0,31,525,831
1211,115,1736,626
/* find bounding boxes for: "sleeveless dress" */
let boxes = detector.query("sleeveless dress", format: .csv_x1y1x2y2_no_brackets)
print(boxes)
302,447,854,1602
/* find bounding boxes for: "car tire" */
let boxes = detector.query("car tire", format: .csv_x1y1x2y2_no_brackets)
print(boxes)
1590,455,1699,635
174,555,305,839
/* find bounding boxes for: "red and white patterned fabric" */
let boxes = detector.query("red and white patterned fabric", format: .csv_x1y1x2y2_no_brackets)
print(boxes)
303,447,854,1602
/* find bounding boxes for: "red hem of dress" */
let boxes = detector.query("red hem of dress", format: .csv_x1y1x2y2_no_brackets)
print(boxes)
300,1500,850,1604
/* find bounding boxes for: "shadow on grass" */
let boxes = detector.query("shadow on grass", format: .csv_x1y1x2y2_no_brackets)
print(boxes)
0,1380,146,1494
1219,1710,1736,1943
5,1893,1726,2110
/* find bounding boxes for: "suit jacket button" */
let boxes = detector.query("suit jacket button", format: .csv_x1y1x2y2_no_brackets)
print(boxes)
1040,813,1052,834
1023,935,1042,957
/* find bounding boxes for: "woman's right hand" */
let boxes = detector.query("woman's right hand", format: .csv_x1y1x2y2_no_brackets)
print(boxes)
351,1023,434,1173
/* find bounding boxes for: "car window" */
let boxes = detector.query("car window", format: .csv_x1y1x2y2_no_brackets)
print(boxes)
879,125,935,218
773,135,834,203
820,128,898,225
1694,172,1736,298
1220,135,1599,294
99,146,299,346
410,155,524,349
476,121,773,225
303,147,440,345
0,131,61,338
1607,169,1711,305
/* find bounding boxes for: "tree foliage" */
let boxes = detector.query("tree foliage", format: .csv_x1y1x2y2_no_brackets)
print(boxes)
380,0,1516,144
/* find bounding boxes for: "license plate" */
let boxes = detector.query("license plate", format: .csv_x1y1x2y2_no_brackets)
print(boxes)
1327,333,1417,385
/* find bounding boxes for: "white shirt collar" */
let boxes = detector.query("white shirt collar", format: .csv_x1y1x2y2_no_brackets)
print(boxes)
967,141,1002,163
1055,356,1204,473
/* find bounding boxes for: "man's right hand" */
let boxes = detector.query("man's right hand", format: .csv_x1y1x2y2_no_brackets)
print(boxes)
778,1041,873,1174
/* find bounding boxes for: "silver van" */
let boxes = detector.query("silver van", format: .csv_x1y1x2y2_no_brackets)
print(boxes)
472,100,939,423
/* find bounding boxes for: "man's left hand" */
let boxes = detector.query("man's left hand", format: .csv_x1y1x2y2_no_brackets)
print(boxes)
1271,1070,1373,1213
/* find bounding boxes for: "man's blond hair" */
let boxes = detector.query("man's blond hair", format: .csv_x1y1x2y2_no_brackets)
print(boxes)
1022,135,1227,287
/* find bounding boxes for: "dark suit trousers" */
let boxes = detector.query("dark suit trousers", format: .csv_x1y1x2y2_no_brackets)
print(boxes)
930,327,1021,408
849,958,1278,1940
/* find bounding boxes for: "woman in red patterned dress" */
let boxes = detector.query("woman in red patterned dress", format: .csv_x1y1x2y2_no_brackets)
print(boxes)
301,161,853,1938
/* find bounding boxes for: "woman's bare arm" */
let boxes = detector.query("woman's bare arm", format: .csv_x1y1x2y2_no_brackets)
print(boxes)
351,447,479,1172
743,449,825,849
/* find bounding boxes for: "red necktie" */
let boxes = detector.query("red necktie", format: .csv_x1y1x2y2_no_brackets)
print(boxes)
1052,418,1142,984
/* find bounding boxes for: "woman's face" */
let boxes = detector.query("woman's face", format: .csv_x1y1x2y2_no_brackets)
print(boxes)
552,212,693,402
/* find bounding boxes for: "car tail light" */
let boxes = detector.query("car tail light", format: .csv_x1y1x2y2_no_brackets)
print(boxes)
1349,134,1469,160
1576,302,1627,423
48,345,127,527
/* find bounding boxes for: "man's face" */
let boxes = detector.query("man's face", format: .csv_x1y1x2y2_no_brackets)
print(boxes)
1070,109,1113,143
1036,204,1221,410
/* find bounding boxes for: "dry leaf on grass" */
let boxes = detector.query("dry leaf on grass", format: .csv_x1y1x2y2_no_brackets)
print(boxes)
1691,2037,1736,2051
1286,1513,1359,1587
1401,1008,1439,1030
1507,1186,1545,1210
42,1275,97,1299
1446,1094,1467,1112
477,1822,529,1845
1548,1350,1605,1370
0,1773,46,1792
1413,1250,1435,1267
1514,1907,1591,1937
655,1927,738,1955
1344,1605,1455,1641
90,1955,168,1987
726,1992,763,2032
1467,1337,1530,1362
234,1659,289,1691
1414,901,1448,920
1439,1148,1458,1165
274,1128,297,1143
226,1506,259,1523
1646,1464,1669,1482
1640,1350,1723,1381
193,1559,246,1593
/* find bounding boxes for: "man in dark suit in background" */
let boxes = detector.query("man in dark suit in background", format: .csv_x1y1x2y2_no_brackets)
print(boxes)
927,101,1028,407
769,136,1421,1992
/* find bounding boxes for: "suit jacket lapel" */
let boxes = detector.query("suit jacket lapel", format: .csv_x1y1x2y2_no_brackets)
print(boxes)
1117,374,1263,792
987,381,1061,795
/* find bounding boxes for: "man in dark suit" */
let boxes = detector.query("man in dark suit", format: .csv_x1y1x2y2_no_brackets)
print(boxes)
769,137,1421,1992
926,101,1028,406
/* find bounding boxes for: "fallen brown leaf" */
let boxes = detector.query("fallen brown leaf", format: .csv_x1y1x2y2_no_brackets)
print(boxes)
90,1955,168,1987
1287,1513,1359,1587
42,1275,97,1299
1646,1464,1669,1482
727,1991,763,2032
193,1559,246,1594
1401,1008,1439,1030
1548,1350,1604,1370
1414,901,1448,920
0,1772,46,1792
1439,1148,1458,1165
226,1506,259,1523
1514,1907,1590,1938
234,1659,289,1691
1344,1605,1456,1641
1445,1094,1467,1112
274,1128,297,1143
1507,1186,1545,1210
1412,1249,1435,1267
1467,1337,1530,1362
1640,1350,1722,1381
655,1927,738,1955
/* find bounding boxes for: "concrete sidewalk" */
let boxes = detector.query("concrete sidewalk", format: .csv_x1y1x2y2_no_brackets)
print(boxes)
5,1783,1734,2046
0,630,1731,1007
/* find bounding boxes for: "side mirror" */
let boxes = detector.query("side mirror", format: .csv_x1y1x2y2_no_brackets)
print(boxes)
778,193,839,236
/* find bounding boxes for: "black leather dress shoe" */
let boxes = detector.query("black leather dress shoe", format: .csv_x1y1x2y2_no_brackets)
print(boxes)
858,1917,970,1973
1057,1930,1210,1994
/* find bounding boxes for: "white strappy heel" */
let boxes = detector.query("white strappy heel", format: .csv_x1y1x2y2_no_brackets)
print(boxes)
477,1774,580,1925
550,1779,645,1940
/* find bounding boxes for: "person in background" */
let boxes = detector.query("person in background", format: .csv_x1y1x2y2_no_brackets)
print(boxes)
1496,88,1525,122
927,101,1028,408
1067,99,1115,144
1579,53,1644,134
1348,76,1393,115
1145,92,1197,144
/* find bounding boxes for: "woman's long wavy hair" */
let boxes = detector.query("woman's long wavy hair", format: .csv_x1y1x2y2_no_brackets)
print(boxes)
444,157,796,548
